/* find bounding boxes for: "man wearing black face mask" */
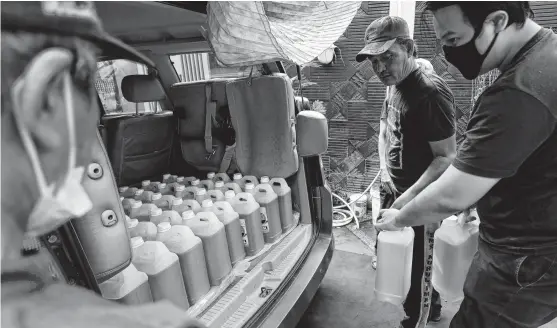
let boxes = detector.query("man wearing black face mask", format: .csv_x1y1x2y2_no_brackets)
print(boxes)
376,2,557,328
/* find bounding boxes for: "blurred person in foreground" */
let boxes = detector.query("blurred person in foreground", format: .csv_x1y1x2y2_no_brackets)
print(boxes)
1,2,204,327
377,2,557,327
356,16,457,327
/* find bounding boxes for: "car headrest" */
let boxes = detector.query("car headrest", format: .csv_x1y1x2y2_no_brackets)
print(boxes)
296,111,328,156
121,74,166,103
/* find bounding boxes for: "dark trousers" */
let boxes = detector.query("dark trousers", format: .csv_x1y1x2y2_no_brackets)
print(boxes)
450,240,557,328
378,186,441,328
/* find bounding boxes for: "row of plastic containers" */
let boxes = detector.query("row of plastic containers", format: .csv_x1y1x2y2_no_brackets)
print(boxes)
374,214,480,305
99,172,296,310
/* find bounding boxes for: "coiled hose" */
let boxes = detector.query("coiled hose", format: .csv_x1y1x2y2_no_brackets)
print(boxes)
331,171,381,229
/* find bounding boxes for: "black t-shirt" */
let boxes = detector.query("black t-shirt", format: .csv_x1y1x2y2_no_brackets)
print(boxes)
381,69,456,192
454,28,557,256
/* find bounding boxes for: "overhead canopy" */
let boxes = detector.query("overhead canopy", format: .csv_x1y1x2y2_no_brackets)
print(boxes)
206,1,361,67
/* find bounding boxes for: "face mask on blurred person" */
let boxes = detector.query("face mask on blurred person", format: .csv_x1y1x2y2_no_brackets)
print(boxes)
12,70,93,237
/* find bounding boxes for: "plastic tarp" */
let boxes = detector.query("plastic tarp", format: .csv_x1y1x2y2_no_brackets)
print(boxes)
206,1,361,66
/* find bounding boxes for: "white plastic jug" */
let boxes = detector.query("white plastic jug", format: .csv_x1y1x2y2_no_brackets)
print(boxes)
201,199,214,213
99,263,153,305
173,184,187,199
181,210,196,225
375,227,414,305
120,186,138,199
140,191,160,204
225,182,243,194
433,216,480,303
182,199,202,214
191,179,201,188
231,193,265,256
133,189,145,201
171,198,191,215
135,221,158,241
240,176,259,190
151,209,182,226
214,181,227,194
212,201,246,265
129,201,158,222
207,172,216,181
270,178,295,231
126,216,141,239
195,188,209,204
244,182,256,195
162,173,173,183
253,184,282,243
215,173,231,183
183,177,198,186
152,195,176,211
224,190,236,204
233,173,243,186
141,180,153,191
131,237,189,309
185,212,232,286
208,189,225,202
200,179,215,191
156,222,211,305
155,183,172,196
122,198,137,215
183,186,198,200
176,176,185,184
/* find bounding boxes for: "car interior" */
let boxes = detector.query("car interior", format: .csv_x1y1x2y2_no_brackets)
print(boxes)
55,2,335,327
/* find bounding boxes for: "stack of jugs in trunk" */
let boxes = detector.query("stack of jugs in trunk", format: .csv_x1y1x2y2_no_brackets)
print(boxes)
98,263,153,305
156,222,211,305
211,201,246,265
270,178,295,231
130,236,189,309
253,183,282,243
433,213,480,303
231,193,265,256
185,212,232,286
375,227,415,305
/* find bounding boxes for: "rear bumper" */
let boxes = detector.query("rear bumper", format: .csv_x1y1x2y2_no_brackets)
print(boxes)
257,229,334,328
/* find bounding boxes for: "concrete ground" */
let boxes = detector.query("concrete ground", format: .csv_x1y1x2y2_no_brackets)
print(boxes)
297,220,557,328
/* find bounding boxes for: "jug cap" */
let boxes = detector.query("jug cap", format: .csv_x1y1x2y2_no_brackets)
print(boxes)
260,176,270,183
163,173,171,180
131,236,144,249
172,198,183,206
202,199,213,208
134,189,144,196
119,186,128,193
127,218,139,229
131,201,142,208
196,188,207,196
191,179,200,186
158,183,167,188
233,173,243,180
175,185,185,192
207,172,216,179
245,182,255,190
176,176,185,183
182,210,195,221
225,190,236,199
141,180,151,187
157,222,171,233
152,193,162,201
150,207,162,216
215,181,224,188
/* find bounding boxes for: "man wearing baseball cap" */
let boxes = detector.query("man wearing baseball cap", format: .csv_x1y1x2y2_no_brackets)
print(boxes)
357,16,457,328
1,2,204,327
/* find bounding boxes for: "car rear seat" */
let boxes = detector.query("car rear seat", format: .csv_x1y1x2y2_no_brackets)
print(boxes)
101,74,173,187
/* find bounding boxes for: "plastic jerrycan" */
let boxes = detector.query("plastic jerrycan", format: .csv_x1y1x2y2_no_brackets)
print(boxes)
156,222,211,305
195,188,209,204
131,237,189,309
122,198,137,215
231,193,265,256
208,189,225,202
433,216,480,303
162,173,173,184
201,199,214,213
214,181,227,194
233,173,243,188
150,208,182,226
224,190,236,204
155,183,172,196
185,212,232,286
135,221,158,241
212,201,246,265
120,186,138,198
260,176,270,184
133,189,145,201
254,184,283,243
240,176,259,190
215,173,231,183
183,177,198,187
152,194,176,211
207,172,216,181
244,183,256,195
140,191,159,204
183,199,202,214
270,178,295,231
171,198,192,216
99,263,153,305
200,179,215,191
225,182,243,194
183,186,199,200
126,216,141,239
129,201,157,222
375,227,415,305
